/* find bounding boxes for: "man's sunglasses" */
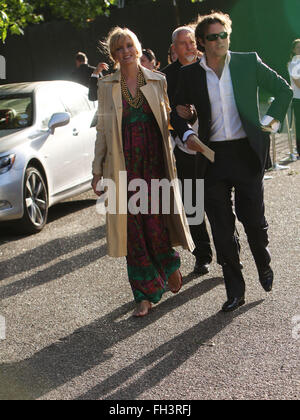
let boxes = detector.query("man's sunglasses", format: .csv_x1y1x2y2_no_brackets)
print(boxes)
205,31,228,42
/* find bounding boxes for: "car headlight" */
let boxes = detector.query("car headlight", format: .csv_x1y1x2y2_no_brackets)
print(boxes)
0,154,16,175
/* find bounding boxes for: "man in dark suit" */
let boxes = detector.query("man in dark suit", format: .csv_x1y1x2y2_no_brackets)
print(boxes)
162,26,213,276
88,61,110,101
72,52,95,88
171,11,293,312
71,52,109,101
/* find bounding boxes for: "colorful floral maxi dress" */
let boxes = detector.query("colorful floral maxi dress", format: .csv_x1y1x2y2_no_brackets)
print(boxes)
122,97,181,304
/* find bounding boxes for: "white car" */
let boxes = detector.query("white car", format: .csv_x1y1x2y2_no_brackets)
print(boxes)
0,81,97,233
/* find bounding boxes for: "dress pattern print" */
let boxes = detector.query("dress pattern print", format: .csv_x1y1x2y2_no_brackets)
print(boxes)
122,97,180,303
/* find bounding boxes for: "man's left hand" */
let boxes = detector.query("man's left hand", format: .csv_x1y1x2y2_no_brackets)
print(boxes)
176,104,195,121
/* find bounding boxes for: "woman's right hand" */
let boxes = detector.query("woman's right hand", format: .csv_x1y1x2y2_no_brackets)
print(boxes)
92,175,103,197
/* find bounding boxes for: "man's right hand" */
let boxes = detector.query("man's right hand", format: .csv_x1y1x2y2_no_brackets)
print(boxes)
93,62,109,76
186,134,205,153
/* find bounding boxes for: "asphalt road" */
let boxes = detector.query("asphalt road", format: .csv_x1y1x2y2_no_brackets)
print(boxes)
0,160,299,400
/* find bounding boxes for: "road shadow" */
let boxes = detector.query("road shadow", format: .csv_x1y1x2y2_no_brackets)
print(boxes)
0,199,97,245
47,199,96,224
0,225,105,282
0,277,229,400
77,300,264,400
0,241,107,300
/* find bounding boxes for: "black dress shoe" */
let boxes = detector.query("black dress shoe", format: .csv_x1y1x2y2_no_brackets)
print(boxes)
194,261,210,276
259,266,274,292
222,297,245,312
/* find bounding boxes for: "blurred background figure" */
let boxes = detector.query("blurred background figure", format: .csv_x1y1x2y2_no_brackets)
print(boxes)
72,52,96,87
167,44,178,64
140,48,160,70
288,39,300,157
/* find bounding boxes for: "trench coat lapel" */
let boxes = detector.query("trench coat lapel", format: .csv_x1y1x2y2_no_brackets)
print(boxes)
110,71,123,150
140,83,163,135
140,66,164,135
110,67,164,145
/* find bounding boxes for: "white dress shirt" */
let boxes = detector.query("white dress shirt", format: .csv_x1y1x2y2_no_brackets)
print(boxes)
183,51,278,142
200,52,247,142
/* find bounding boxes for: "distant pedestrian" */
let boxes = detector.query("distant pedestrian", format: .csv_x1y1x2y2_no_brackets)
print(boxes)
167,44,178,64
288,39,300,157
91,27,194,317
88,61,110,102
72,52,96,87
140,49,160,71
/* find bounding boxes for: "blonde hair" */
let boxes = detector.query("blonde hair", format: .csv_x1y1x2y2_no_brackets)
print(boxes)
107,27,143,68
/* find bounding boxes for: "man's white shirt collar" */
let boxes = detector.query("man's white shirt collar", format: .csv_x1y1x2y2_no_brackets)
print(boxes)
199,51,231,72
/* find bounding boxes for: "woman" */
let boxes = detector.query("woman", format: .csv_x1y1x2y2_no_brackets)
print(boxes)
288,39,300,157
140,48,160,71
92,27,194,317
167,44,178,64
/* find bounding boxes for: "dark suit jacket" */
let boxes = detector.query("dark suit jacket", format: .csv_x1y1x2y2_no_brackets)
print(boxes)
162,59,197,139
171,52,293,170
72,63,95,88
88,69,115,102
88,76,99,102
162,60,183,107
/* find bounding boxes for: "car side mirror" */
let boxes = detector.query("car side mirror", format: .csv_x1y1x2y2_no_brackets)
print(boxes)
48,112,70,134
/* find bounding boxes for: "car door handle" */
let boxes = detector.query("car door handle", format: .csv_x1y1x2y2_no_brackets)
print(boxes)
73,128,79,136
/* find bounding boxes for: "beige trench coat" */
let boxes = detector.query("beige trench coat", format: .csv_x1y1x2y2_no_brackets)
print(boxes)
92,66,195,257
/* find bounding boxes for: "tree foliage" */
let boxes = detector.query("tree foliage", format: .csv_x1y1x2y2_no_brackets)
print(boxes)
0,0,119,43
29,0,119,27
0,0,43,42
0,0,205,43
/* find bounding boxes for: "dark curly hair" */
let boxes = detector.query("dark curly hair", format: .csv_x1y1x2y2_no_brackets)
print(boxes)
195,11,232,52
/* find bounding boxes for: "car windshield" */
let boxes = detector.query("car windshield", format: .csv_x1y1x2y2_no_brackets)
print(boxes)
0,94,33,130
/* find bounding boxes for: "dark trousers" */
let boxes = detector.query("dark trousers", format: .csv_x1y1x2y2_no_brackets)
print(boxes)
293,98,300,154
205,139,271,299
174,146,212,264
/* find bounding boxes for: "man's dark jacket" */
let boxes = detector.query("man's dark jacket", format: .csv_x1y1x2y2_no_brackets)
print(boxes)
72,63,95,88
162,60,184,107
171,52,293,170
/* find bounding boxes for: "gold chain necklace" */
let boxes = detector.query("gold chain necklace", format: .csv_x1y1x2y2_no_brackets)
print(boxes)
121,68,145,109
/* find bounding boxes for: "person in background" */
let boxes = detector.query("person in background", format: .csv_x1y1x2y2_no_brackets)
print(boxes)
140,49,160,71
72,52,96,87
91,27,194,317
162,26,213,276
88,61,110,101
171,11,293,312
288,39,300,157
167,44,178,64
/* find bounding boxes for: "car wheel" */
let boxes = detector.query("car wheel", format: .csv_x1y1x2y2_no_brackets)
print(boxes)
19,167,49,233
